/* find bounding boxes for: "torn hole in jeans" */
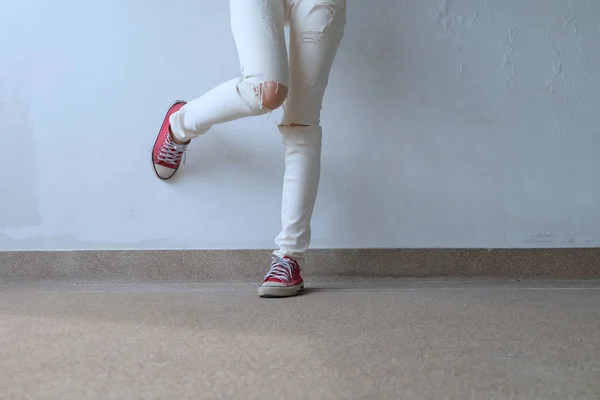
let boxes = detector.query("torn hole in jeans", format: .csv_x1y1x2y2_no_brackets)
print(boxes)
255,81,287,110
302,1,337,44
279,123,311,128
238,78,286,111
315,0,337,15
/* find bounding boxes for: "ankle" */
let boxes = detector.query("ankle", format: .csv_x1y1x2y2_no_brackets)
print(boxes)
169,126,188,145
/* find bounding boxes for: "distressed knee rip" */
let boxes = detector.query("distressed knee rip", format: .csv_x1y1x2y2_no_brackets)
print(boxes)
256,81,288,110
237,78,288,112
302,1,337,44
279,123,311,128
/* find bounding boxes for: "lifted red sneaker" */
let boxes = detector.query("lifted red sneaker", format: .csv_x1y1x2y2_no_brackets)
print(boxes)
152,101,188,180
258,256,305,298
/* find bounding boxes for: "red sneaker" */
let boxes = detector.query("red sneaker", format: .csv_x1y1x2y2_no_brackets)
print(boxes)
152,101,189,180
258,256,305,298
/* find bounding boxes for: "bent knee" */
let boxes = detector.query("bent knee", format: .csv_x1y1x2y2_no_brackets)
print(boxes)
259,82,288,110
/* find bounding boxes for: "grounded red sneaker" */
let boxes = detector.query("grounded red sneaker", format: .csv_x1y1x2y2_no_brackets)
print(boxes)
152,101,189,180
258,256,305,298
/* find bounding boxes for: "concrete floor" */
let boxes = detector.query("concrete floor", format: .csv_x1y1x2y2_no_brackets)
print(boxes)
1,280,599,399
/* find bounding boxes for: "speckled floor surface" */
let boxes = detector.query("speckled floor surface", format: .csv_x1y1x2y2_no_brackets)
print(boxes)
1,280,599,399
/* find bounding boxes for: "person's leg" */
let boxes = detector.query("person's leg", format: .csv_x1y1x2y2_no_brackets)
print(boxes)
152,0,290,178
260,0,346,297
170,0,290,141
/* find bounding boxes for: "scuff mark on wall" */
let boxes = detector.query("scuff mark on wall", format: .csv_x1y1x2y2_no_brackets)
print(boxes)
432,0,485,78
500,27,522,88
434,0,452,31
560,5,578,34
544,44,569,96
466,12,480,30
524,232,581,246
525,232,556,244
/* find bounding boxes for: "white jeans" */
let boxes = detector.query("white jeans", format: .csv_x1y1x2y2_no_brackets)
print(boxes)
170,0,346,264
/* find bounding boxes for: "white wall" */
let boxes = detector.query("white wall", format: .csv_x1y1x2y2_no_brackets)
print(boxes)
1,0,599,251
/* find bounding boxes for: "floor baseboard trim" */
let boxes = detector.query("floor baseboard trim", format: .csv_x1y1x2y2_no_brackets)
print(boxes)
1,248,599,282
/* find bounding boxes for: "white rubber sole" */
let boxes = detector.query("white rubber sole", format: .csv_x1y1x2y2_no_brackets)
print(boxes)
258,282,305,298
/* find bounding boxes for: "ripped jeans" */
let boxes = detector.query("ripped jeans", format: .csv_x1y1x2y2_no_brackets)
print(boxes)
170,0,346,265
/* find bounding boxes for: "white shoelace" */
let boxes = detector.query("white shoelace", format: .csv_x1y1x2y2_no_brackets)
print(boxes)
158,135,188,165
265,257,299,282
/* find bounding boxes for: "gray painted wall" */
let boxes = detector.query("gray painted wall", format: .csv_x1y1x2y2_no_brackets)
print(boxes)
1,0,599,250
